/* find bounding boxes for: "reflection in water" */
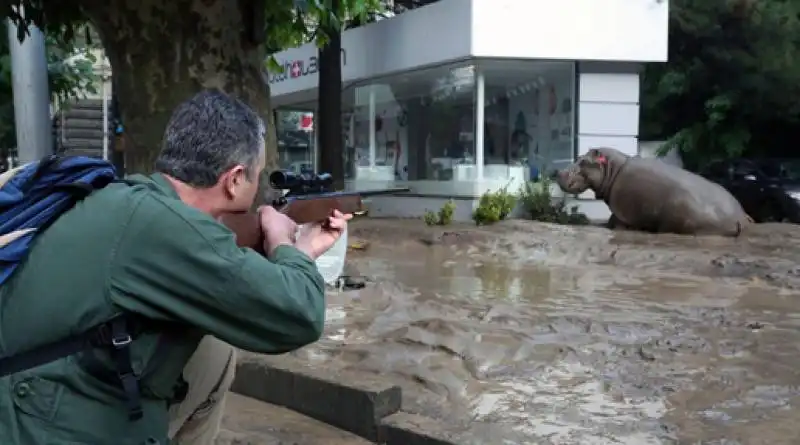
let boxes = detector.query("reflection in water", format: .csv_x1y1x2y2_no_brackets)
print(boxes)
308,236,800,444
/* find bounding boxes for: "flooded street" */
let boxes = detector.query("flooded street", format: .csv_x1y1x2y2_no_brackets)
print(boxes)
285,219,800,444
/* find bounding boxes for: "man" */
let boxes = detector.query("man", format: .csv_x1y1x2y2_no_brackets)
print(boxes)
0,89,350,444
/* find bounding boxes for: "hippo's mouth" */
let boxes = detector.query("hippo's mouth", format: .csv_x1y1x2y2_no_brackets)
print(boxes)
567,177,579,190
563,175,588,193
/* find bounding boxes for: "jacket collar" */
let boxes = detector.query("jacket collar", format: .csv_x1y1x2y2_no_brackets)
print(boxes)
126,172,181,200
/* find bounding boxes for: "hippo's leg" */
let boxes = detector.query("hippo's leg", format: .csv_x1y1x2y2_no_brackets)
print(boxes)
607,214,620,229
607,214,632,231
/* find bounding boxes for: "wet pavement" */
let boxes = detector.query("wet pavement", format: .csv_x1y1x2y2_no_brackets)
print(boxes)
248,219,800,444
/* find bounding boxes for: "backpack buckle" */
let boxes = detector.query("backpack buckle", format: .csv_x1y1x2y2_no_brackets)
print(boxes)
112,334,132,348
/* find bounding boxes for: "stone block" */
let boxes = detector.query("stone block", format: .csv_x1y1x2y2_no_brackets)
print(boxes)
231,354,402,442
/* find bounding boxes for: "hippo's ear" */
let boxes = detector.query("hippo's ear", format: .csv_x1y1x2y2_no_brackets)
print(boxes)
583,149,607,166
588,148,607,163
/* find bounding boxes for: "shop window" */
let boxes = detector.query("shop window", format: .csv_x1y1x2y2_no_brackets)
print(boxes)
275,109,315,174
481,60,575,181
343,63,476,182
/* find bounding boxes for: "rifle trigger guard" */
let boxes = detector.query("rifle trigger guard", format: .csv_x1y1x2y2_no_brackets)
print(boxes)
271,196,289,210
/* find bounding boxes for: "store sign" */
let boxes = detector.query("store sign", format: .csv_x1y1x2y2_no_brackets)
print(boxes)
269,48,347,84
299,113,313,132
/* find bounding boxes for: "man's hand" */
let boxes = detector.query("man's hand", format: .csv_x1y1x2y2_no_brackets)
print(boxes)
258,206,298,256
294,210,353,260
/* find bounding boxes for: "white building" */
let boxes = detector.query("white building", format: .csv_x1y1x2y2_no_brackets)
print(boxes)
271,0,669,222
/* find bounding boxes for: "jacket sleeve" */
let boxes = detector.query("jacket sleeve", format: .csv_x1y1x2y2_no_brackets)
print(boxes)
107,196,326,354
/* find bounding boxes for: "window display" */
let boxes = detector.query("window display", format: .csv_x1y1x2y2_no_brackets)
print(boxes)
344,63,476,183
337,60,575,194
481,60,575,181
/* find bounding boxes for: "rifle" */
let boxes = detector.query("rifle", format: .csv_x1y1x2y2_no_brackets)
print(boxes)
220,170,410,255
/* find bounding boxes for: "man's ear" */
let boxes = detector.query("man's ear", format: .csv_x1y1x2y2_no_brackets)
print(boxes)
222,165,247,197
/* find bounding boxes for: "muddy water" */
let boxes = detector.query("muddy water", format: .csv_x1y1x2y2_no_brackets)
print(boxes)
293,220,800,444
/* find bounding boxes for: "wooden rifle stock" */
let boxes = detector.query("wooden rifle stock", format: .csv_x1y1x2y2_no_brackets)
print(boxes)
218,188,408,254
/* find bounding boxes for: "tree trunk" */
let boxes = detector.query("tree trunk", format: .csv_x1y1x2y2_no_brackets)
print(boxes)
317,3,344,190
84,0,277,177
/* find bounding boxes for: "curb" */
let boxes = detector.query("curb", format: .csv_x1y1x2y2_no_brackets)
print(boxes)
231,354,462,444
380,412,467,445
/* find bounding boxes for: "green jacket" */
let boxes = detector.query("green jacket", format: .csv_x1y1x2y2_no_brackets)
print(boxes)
0,173,326,445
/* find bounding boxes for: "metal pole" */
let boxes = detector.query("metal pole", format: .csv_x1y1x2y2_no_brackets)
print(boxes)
474,67,485,181
7,13,52,164
102,79,109,161
368,86,376,169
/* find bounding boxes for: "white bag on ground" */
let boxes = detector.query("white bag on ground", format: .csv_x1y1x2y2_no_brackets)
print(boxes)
297,224,347,285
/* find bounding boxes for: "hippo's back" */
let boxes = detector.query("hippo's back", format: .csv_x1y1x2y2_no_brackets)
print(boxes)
630,157,749,220
632,157,729,194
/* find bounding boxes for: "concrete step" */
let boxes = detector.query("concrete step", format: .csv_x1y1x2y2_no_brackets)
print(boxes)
231,354,474,445
217,392,375,445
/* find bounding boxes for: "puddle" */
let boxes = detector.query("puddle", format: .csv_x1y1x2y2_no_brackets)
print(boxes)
289,219,800,444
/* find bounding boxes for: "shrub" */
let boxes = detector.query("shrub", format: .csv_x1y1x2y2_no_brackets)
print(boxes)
519,175,590,225
438,199,456,225
423,210,439,226
472,185,517,225
423,199,457,226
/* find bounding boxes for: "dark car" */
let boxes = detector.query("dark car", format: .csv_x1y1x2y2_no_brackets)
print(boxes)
699,158,800,223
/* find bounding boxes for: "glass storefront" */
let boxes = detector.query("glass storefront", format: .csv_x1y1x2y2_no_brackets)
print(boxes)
480,60,575,181
343,63,477,190
275,108,315,174
336,59,576,195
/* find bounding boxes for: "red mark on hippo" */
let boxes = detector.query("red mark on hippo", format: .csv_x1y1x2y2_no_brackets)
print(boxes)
596,155,608,165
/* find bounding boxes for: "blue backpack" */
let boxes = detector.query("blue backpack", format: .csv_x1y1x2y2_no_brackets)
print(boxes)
0,155,117,283
0,155,147,421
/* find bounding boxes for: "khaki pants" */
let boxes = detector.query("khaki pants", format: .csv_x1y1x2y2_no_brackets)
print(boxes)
167,336,236,445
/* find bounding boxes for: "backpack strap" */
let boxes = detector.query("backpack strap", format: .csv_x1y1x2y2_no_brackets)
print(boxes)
107,317,144,421
0,315,145,421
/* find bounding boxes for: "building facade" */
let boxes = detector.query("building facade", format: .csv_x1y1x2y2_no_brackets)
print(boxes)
271,0,669,221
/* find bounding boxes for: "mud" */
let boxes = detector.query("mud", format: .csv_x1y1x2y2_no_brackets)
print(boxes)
258,219,800,444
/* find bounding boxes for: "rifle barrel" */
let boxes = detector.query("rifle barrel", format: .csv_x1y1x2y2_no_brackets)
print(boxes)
285,187,411,202
358,187,412,197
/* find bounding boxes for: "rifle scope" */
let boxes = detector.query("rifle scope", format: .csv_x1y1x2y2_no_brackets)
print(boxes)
269,170,334,190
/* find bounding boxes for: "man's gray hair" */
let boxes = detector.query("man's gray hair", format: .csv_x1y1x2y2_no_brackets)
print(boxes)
155,89,265,187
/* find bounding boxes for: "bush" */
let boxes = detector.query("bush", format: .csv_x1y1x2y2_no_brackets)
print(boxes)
438,199,456,225
519,175,590,225
423,199,456,226
423,211,439,226
472,185,517,225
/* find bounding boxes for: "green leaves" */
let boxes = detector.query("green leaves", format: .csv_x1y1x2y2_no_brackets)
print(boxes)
264,0,384,57
642,0,800,168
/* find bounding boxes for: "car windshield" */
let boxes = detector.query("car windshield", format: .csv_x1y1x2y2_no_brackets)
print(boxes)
759,160,800,180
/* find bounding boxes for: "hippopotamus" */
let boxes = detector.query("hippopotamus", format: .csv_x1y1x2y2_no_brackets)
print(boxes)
556,147,753,236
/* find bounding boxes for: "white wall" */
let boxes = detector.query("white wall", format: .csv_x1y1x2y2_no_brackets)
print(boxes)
577,69,640,158
269,0,669,105
573,66,640,203
270,0,473,106
471,0,668,62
